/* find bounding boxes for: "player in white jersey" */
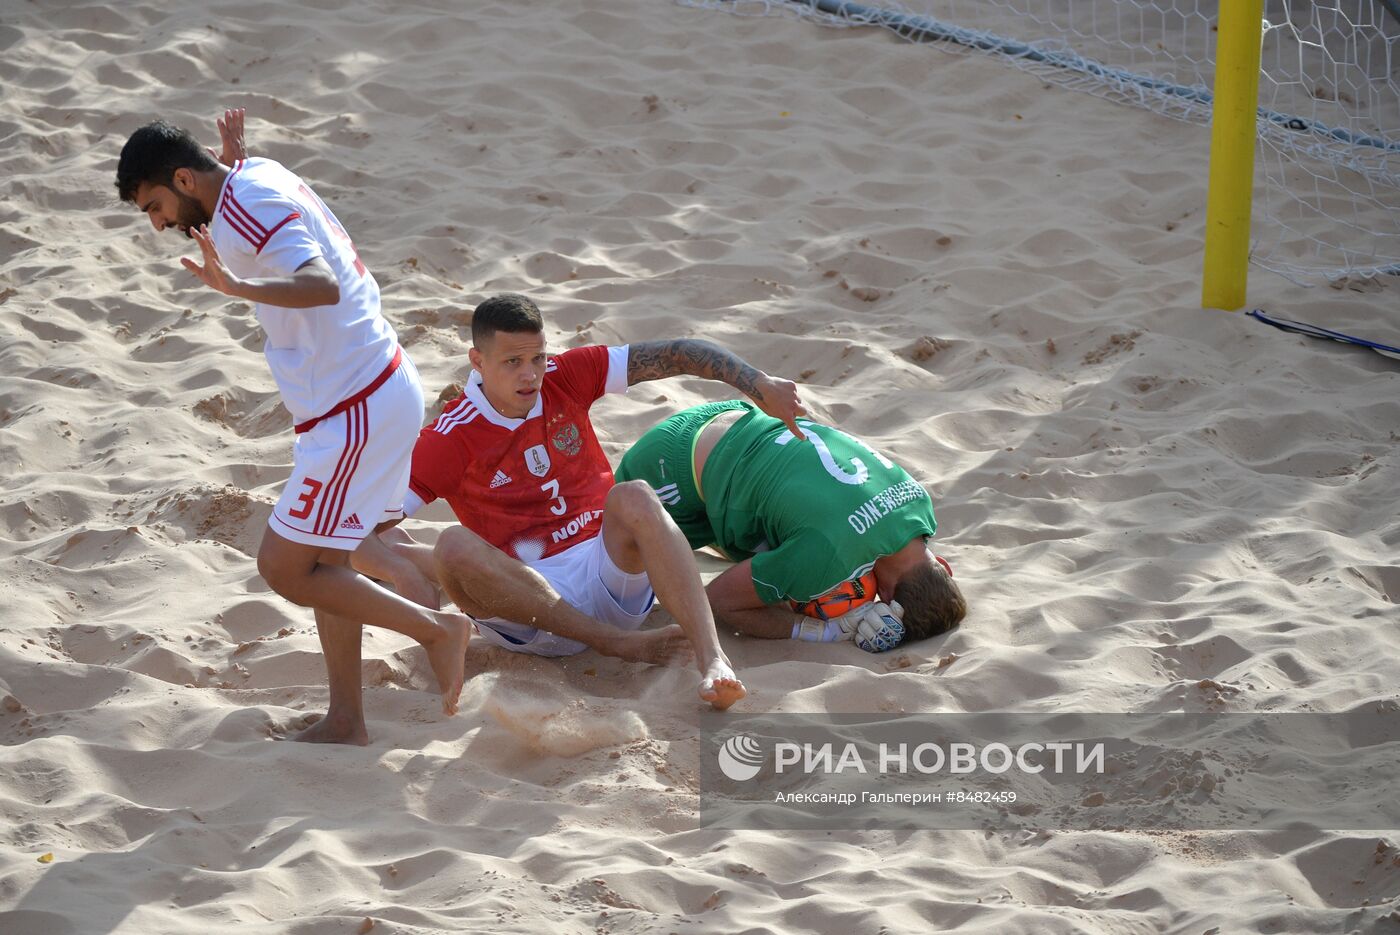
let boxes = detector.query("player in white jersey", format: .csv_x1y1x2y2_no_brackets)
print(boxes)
117,110,470,744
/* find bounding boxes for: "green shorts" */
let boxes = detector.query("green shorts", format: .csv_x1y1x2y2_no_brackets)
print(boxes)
614,400,753,550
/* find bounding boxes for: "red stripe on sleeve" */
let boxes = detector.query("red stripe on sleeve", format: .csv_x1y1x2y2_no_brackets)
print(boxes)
219,203,262,249
256,211,302,254
224,192,270,237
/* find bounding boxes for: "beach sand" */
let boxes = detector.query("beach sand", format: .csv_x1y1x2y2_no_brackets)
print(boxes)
2,1,1398,932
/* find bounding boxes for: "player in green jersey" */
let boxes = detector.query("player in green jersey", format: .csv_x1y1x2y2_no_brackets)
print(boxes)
614,401,966,651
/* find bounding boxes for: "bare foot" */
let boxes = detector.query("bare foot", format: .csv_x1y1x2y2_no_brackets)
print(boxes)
424,613,471,715
290,712,369,746
699,657,747,711
608,624,693,666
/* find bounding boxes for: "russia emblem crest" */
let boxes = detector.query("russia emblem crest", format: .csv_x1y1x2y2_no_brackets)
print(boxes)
551,422,582,456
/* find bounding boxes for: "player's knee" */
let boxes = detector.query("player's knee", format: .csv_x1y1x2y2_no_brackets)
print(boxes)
893,560,967,642
434,526,494,577
257,548,310,606
606,480,664,527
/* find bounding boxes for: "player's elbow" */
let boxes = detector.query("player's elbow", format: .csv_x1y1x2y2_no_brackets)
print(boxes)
316,276,341,307
296,260,341,306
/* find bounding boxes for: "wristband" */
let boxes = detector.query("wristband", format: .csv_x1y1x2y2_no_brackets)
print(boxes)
792,618,843,642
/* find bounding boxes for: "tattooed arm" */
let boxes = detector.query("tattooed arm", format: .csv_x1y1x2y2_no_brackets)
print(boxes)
627,338,763,391
627,338,808,437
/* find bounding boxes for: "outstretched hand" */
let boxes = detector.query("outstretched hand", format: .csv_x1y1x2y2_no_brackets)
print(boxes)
181,225,241,297
751,374,808,440
208,107,247,166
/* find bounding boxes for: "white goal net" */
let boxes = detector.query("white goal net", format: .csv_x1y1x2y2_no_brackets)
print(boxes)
679,0,1400,283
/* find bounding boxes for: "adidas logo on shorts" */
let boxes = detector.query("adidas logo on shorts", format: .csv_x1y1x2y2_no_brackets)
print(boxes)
490,470,512,488
339,513,365,531
653,482,682,506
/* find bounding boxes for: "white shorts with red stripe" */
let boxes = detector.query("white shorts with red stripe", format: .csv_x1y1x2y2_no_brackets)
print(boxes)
269,355,424,551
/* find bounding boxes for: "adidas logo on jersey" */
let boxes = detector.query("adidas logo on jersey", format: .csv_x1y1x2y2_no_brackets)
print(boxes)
490,470,512,488
339,513,365,531
653,483,682,506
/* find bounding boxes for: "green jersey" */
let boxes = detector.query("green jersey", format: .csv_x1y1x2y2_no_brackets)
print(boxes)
616,402,937,604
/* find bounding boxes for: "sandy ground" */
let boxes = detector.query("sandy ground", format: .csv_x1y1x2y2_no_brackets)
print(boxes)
1,1,1398,932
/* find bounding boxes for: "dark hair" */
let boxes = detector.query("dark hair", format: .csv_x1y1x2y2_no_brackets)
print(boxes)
472,293,544,345
894,559,966,642
116,120,219,203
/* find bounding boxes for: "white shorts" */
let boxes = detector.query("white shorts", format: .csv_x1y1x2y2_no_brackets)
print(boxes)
268,355,424,551
474,531,656,657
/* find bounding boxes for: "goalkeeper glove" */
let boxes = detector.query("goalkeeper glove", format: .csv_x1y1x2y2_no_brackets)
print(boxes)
843,600,905,653
792,600,905,652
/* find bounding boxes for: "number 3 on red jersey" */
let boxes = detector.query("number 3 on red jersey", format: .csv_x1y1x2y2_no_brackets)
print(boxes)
541,479,567,516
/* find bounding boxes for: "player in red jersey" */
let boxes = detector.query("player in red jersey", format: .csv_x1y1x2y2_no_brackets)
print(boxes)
353,294,807,709
117,111,471,744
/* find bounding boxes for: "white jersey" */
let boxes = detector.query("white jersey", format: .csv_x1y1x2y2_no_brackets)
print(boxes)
208,157,398,427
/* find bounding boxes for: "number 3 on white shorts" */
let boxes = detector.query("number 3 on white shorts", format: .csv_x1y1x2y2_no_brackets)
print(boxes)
774,420,894,486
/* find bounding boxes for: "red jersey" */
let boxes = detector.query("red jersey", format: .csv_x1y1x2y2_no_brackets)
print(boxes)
406,344,631,562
